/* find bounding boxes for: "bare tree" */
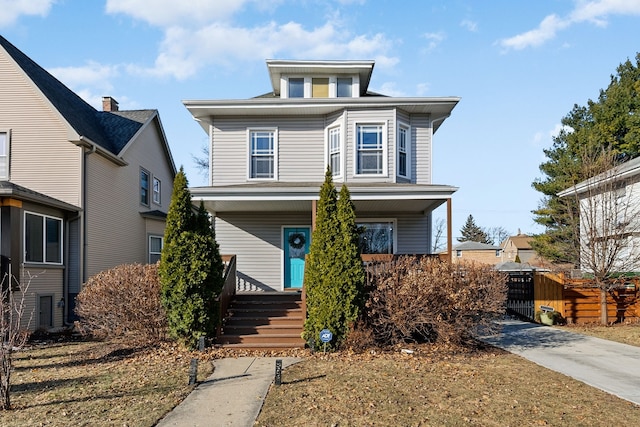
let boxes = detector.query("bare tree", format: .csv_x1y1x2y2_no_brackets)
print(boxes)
1,268,34,410
485,226,510,246
192,145,209,179
559,147,640,325
431,218,447,253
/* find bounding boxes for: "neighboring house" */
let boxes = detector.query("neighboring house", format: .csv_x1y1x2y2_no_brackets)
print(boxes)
447,241,503,265
184,59,459,291
0,36,176,330
500,233,535,264
558,155,640,274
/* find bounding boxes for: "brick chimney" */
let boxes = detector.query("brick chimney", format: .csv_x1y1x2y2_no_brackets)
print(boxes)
102,96,119,112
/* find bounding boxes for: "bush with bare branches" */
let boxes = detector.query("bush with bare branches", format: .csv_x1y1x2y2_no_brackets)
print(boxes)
363,256,507,346
1,272,33,410
75,263,167,343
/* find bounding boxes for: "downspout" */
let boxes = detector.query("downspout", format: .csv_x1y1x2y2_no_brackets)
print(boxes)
82,141,96,284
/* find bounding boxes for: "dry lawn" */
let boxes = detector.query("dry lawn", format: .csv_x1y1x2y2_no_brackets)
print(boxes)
2,322,639,426
256,324,640,426
0,339,213,427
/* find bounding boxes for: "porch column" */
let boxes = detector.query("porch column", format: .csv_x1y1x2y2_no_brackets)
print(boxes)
311,199,317,231
446,198,452,263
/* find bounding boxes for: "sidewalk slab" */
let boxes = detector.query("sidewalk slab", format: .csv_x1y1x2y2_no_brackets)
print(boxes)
156,356,300,427
480,320,640,406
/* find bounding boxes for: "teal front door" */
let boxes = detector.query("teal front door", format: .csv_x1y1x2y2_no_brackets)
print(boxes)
284,227,310,289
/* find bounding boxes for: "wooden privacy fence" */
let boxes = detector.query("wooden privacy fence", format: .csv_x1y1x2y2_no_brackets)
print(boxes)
534,272,639,324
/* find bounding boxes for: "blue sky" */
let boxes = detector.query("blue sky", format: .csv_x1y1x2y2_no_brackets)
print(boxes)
2,0,640,240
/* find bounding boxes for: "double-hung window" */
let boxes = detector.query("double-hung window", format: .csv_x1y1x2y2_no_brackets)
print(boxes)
356,124,385,175
0,131,9,180
140,168,150,206
249,130,276,179
397,125,410,178
25,212,62,264
149,235,163,264
328,127,341,176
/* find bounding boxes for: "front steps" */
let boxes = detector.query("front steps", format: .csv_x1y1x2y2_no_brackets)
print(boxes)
218,292,306,350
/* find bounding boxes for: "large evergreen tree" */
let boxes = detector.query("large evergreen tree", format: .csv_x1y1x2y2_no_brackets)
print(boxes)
303,169,364,350
532,53,640,264
458,215,492,244
159,167,224,349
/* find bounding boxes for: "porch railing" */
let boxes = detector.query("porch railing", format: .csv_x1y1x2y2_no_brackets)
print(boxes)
217,255,237,339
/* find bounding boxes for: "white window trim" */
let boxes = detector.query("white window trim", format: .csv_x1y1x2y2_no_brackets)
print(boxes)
325,124,344,179
353,121,388,177
247,128,278,181
281,75,359,99
0,129,10,181
396,122,411,179
152,176,161,205
149,235,163,264
356,218,397,254
24,211,63,265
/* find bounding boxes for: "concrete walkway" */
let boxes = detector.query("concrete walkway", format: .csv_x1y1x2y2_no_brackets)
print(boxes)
479,320,640,406
155,357,300,427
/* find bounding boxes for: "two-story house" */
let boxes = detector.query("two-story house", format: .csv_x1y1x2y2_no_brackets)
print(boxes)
0,36,176,330
184,59,459,292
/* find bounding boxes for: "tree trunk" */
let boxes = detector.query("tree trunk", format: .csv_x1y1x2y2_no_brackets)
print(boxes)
600,287,608,325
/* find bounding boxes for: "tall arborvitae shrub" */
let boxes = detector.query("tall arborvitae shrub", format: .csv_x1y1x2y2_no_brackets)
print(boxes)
303,169,364,350
159,167,224,349
336,184,365,333
303,168,340,349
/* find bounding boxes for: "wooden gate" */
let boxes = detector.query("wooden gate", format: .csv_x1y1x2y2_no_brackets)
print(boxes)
506,272,535,320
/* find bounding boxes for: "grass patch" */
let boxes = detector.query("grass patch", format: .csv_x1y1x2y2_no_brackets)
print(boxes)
0,340,213,426
562,321,640,347
257,346,640,426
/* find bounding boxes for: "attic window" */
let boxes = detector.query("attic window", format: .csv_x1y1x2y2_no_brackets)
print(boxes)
337,78,352,97
312,78,329,98
289,78,304,98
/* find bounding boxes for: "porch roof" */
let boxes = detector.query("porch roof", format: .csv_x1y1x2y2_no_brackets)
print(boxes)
190,182,457,214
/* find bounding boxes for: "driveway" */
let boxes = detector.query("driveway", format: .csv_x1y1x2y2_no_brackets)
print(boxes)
479,320,640,406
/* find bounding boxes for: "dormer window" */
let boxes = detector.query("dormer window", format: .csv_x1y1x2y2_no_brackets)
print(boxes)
337,78,352,97
289,78,304,98
312,78,329,98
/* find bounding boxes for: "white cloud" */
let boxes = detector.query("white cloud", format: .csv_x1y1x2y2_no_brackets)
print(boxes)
422,32,445,53
0,0,54,27
498,0,640,51
460,19,478,32
105,1,399,80
48,62,122,108
128,20,397,80
372,82,406,97
416,83,430,96
498,14,569,51
105,0,251,26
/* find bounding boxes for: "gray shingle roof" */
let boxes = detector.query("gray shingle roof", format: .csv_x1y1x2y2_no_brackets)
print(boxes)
453,241,501,251
0,35,151,156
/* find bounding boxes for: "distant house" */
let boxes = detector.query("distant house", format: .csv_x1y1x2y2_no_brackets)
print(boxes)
184,59,460,291
558,155,640,274
446,241,503,265
500,233,535,264
0,36,176,330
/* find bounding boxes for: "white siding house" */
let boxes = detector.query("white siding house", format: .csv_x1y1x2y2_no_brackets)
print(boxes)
558,156,640,275
184,59,459,291
0,36,176,329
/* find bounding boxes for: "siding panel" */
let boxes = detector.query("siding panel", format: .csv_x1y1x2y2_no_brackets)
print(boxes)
0,49,82,206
